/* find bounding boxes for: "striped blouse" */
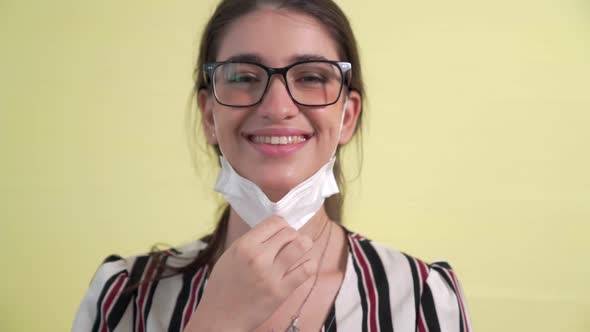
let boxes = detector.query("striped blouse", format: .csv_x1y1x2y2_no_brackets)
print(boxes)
72,227,472,332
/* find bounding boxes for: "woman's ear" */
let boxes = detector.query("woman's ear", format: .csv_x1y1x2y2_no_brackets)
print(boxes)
197,89,218,145
338,90,362,144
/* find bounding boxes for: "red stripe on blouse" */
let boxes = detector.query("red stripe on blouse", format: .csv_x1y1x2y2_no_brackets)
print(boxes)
350,235,379,332
448,269,470,332
135,258,159,332
100,273,127,332
182,266,207,329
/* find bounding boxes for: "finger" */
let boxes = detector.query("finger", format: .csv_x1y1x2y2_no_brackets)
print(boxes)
243,215,289,244
272,235,313,275
259,226,299,260
281,259,317,291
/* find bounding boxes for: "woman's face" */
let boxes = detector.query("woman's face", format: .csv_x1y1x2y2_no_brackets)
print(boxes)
199,7,361,202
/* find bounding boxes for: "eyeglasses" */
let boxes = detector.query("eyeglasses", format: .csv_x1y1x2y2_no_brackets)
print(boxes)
203,60,352,107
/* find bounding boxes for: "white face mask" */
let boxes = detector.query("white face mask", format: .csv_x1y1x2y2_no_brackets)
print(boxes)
213,97,348,230
215,155,339,230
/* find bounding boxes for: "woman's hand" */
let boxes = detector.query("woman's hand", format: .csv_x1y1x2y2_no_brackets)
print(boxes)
184,216,317,332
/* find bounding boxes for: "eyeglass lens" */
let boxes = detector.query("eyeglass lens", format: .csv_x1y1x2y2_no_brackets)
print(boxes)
212,62,344,106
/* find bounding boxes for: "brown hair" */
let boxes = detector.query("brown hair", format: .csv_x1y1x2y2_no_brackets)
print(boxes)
143,0,365,285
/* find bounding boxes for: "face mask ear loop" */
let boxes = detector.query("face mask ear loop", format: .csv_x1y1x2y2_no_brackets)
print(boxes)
339,95,349,134
211,110,227,157
330,95,349,159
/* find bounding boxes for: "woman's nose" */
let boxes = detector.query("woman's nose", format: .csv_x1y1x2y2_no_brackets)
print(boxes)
256,76,299,121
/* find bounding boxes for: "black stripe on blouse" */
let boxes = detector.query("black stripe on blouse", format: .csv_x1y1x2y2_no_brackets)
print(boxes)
324,302,337,332
358,239,395,332
431,263,465,332
129,256,150,330
421,284,441,332
403,253,422,325
92,270,126,332
142,255,167,328
168,270,195,332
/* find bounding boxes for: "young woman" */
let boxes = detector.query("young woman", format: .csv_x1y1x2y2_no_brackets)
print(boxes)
73,1,472,331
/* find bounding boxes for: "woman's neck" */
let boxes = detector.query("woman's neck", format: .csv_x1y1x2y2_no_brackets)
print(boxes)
214,205,348,278
224,206,332,251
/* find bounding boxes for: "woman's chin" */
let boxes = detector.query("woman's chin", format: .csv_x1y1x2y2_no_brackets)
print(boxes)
246,168,318,201
257,181,300,202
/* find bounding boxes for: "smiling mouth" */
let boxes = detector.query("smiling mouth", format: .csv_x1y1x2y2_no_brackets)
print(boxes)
246,134,313,145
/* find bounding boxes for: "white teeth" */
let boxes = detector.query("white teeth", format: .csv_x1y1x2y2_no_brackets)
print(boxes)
251,135,307,145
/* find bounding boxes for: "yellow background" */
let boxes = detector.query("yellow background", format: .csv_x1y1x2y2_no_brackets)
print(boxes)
1,0,589,331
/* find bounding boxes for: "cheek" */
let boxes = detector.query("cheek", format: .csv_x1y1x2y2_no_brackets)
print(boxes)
212,107,240,133
313,111,343,140
211,109,250,149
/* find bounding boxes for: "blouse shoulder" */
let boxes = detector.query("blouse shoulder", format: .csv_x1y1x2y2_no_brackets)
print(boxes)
344,228,472,332
420,261,472,332
72,255,132,331
72,240,209,331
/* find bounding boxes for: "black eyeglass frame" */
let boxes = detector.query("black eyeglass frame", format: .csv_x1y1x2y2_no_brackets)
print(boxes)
203,60,352,108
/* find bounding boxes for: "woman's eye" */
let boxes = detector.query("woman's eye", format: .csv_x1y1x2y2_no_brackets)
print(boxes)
298,75,326,83
226,74,259,84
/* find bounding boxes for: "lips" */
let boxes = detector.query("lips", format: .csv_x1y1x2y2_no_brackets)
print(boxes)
242,128,314,157
243,128,314,145
250,135,307,144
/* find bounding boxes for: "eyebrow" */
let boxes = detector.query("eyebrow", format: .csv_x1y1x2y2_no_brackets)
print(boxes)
223,53,262,63
288,54,329,63
221,53,331,66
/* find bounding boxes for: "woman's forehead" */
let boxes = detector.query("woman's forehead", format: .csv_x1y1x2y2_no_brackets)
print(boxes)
215,7,341,66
